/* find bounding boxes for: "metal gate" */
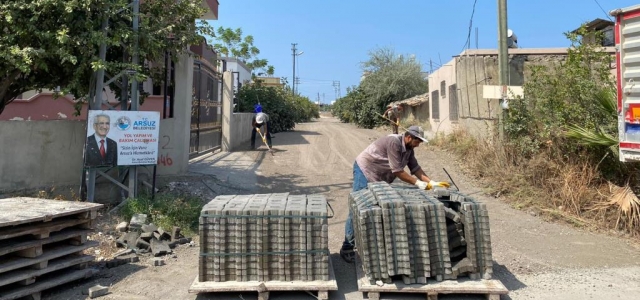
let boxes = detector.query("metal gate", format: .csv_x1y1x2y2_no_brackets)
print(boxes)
190,60,223,158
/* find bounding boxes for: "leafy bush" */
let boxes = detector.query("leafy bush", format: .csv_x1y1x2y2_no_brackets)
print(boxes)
236,81,319,132
331,47,427,128
119,194,203,235
504,26,617,169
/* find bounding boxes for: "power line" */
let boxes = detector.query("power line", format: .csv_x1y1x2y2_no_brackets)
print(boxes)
298,78,335,82
459,0,479,54
593,0,613,21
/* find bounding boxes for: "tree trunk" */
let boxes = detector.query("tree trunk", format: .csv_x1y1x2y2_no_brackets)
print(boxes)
0,70,24,115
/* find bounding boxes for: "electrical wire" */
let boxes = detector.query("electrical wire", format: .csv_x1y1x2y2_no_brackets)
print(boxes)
459,0,479,54
593,0,613,21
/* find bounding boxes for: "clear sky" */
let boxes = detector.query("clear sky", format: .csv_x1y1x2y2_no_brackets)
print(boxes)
208,0,638,104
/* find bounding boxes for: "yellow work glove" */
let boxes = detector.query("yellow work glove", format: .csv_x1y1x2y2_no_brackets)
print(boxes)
256,128,261,133
262,137,267,144
427,180,451,190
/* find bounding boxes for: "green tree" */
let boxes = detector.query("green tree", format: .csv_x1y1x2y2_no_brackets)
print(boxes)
504,25,624,179
0,0,214,114
212,27,274,76
236,82,319,133
334,47,427,128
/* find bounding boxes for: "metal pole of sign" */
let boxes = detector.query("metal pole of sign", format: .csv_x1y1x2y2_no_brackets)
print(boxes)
128,0,140,200
86,15,110,203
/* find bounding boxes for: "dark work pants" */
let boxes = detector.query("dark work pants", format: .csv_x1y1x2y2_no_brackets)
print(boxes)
251,123,272,149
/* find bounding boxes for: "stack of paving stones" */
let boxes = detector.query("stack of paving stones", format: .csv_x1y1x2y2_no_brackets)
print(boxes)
369,183,411,278
307,194,330,281
349,182,494,284
445,190,493,280
349,189,389,284
198,194,329,283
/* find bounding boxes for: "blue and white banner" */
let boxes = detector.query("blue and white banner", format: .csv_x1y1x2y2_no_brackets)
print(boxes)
85,110,161,167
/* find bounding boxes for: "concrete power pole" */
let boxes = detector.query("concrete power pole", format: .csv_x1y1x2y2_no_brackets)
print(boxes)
497,0,508,141
291,43,297,95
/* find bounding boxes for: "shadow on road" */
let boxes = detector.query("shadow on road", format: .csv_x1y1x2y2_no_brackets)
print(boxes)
44,264,147,299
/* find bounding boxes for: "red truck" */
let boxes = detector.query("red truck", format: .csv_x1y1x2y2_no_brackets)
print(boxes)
612,5,640,161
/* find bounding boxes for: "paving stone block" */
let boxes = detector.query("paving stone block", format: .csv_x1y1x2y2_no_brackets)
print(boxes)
89,285,109,299
141,223,158,233
151,238,171,256
171,226,182,240
116,222,128,232
152,257,165,266
88,285,109,298
129,214,148,229
157,227,172,241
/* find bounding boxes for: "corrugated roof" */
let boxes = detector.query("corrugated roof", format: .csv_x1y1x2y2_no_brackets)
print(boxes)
571,18,614,33
391,93,429,107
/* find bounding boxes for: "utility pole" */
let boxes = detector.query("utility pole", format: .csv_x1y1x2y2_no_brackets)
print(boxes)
291,43,297,95
497,0,508,142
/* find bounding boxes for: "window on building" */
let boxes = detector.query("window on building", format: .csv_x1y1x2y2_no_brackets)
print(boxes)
431,90,440,119
449,84,459,121
602,27,614,47
440,81,446,98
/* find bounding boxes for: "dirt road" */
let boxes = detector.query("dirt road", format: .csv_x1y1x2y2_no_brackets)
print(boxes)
48,116,640,300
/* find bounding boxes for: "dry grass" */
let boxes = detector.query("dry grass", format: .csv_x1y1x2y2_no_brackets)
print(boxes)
590,184,640,234
434,129,640,236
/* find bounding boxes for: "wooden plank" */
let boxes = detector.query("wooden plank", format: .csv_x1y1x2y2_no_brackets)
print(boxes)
0,255,94,287
0,197,102,228
355,254,508,296
0,241,98,274
0,268,98,300
0,229,90,257
0,218,91,241
189,258,338,293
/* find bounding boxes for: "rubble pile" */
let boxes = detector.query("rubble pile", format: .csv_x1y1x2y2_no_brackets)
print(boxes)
113,214,192,259
350,182,493,285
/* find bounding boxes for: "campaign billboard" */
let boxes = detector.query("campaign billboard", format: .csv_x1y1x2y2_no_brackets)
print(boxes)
84,110,161,167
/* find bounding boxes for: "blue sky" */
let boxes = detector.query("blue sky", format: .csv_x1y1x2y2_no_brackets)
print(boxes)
209,0,637,104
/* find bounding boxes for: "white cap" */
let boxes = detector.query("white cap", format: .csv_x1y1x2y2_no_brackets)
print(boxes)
256,112,266,124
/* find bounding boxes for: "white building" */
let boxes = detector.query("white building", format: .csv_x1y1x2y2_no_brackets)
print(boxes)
220,57,252,91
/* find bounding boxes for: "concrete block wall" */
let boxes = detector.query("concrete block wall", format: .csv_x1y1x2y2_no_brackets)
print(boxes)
454,53,565,139
0,53,194,197
0,120,86,192
220,70,259,151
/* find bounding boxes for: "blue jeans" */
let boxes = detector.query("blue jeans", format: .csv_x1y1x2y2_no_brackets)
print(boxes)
343,162,368,250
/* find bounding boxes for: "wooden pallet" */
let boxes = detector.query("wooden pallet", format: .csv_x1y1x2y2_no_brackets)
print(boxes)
0,198,101,300
0,241,98,274
356,254,508,300
0,229,90,257
0,197,102,228
189,259,338,300
0,267,98,300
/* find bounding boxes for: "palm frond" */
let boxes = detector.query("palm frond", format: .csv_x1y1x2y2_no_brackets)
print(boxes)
565,124,618,147
594,89,617,116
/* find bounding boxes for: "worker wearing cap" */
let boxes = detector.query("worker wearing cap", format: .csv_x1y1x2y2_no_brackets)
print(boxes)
251,112,272,149
340,125,450,263
383,104,402,134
